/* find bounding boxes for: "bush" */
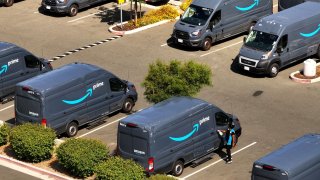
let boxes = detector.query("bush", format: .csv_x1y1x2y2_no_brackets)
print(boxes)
10,123,56,162
149,174,177,180
180,0,192,11
56,138,109,178
129,5,179,27
95,156,145,180
142,60,212,103
0,123,10,146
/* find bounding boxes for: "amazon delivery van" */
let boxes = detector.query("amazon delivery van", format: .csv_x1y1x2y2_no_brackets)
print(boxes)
117,96,242,176
172,0,272,50
278,0,320,11
252,134,320,180
15,62,137,137
237,1,320,77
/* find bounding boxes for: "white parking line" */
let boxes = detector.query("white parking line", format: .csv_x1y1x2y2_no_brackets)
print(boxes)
200,41,243,57
182,142,257,179
161,42,172,47
77,109,143,138
0,105,14,112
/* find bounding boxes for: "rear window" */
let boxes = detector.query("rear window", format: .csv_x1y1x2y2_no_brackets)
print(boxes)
16,96,41,118
119,132,148,156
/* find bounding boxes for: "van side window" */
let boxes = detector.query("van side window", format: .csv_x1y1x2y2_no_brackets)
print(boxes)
109,78,125,92
25,55,40,69
210,10,221,26
215,112,229,126
278,35,288,49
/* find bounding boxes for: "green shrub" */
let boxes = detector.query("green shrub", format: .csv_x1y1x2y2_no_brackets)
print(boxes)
10,123,56,162
95,156,145,180
57,138,109,178
180,0,192,11
149,174,177,180
142,60,212,103
129,5,179,27
0,123,10,146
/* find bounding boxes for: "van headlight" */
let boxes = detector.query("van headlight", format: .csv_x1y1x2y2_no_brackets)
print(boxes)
261,52,271,60
191,29,201,37
57,0,66,3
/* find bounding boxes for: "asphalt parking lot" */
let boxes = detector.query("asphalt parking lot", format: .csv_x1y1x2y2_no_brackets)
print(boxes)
1,0,320,179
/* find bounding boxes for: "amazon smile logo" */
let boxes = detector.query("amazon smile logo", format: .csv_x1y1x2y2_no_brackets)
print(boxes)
300,24,320,38
235,0,259,12
62,82,104,105
169,116,210,142
0,58,19,75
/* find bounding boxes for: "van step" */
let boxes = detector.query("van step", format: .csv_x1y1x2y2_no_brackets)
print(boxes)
191,153,215,168
1,96,14,104
86,118,108,130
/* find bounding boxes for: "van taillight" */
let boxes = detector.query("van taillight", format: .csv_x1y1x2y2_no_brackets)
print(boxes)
22,86,31,91
127,123,137,127
263,165,276,171
131,85,136,91
148,157,154,172
48,63,53,70
41,119,47,127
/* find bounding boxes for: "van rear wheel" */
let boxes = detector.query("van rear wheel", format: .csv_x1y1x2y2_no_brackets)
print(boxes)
122,98,134,113
69,4,78,17
172,160,184,177
4,0,14,7
66,122,78,137
202,37,212,51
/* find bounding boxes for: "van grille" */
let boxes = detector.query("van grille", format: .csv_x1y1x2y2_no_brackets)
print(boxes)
239,56,258,67
241,59,256,66
44,0,56,6
175,30,189,40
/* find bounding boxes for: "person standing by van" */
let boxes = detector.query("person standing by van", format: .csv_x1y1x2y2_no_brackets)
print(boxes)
225,122,236,164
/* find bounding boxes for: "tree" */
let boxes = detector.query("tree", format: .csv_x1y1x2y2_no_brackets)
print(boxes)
142,60,212,103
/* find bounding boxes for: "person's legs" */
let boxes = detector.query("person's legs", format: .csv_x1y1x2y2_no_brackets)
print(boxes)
226,145,232,163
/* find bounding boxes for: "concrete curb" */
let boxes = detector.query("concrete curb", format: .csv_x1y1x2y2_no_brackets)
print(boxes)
0,155,74,180
289,63,320,84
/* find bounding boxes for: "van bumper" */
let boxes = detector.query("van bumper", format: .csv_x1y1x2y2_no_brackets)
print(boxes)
41,3,69,13
236,57,269,74
172,36,202,48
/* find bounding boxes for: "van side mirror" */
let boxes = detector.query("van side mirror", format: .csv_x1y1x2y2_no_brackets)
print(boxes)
243,36,247,43
276,46,283,53
180,14,182,19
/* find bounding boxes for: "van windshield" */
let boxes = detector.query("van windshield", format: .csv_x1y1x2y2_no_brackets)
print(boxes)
245,30,278,52
181,4,213,26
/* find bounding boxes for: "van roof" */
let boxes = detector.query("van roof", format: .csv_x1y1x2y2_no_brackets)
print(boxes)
0,42,18,54
255,2,320,34
17,62,108,96
121,96,215,132
254,134,320,177
192,0,221,10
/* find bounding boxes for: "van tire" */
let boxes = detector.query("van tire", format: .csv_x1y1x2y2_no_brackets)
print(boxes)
4,0,14,7
172,160,184,177
202,37,212,51
66,122,78,137
122,98,134,113
268,63,279,78
69,4,78,17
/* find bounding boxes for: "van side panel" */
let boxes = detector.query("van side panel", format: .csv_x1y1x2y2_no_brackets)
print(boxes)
293,160,320,180
222,0,272,38
0,52,26,97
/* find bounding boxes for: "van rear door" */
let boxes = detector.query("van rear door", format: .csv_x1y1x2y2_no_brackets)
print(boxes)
252,162,288,180
118,122,149,171
15,87,42,124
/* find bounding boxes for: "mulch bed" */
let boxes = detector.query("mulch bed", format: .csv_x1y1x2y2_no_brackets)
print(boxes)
112,23,137,31
293,65,320,79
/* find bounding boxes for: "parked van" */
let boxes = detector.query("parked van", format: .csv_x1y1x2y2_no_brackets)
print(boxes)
41,0,106,16
278,0,320,11
171,0,272,51
15,62,138,137
0,0,14,7
252,134,320,180
117,96,241,176
0,42,52,101
237,1,320,77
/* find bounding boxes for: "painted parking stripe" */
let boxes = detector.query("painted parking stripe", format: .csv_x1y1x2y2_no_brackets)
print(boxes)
49,35,123,62
0,104,14,112
181,142,257,179
200,41,243,57
77,109,143,138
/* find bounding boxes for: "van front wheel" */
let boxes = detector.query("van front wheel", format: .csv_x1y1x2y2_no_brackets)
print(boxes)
202,37,212,51
172,160,184,177
69,4,78,17
66,122,78,137
4,0,14,7
122,98,134,113
268,63,279,78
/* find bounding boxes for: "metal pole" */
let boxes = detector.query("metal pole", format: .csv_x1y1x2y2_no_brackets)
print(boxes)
120,3,123,29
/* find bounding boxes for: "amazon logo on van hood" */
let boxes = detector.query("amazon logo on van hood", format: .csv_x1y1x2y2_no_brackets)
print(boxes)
169,116,210,142
300,24,320,38
62,82,104,105
0,58,19,75
235,0,259,12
